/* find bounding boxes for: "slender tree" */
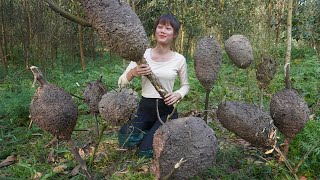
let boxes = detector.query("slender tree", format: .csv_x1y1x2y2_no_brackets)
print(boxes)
285,0,293,89
0,0,8,73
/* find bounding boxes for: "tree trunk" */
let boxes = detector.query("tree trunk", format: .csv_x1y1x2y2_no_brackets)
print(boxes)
0,0,8,72
9,31,14,64
285,0,293,89
267,0,273,48
185,33,193,57
91,29,96,61
23,0,31,69
77,8,86,71
79,24,86,70
276,0,284,44
37,34,43,68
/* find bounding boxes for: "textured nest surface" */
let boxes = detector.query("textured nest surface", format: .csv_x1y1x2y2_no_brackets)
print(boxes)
83,79,107,114
217,101,274,147
270,89,310,138
152,117,218,179
98,88,138,126
30,84,78,141
256,56,276,89
224,35,253,68
82,0,149,62
194,36,222,90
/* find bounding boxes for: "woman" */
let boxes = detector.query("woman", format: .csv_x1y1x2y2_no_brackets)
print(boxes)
117,14,189,158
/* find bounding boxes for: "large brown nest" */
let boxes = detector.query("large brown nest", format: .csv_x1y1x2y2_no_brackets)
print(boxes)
82,0,149,62
30,84,78,141
224,35,253,69
83,78,107,114
152,117,218,179
98,88,138,126
270,89,310,139
194,36,222,90
217,101,274,148
256,56,277,89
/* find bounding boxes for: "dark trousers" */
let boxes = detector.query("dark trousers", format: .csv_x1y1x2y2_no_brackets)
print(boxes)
119,97,178,152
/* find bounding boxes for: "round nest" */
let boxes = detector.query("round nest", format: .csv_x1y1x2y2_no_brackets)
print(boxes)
30,84,78,141
224,35,253,68
270,89,310,139
82,0,149,62
256,56,276,89
98,88,138,126
152,117,218,179
83,79,107,114
194,36,222,90
217,101,274,148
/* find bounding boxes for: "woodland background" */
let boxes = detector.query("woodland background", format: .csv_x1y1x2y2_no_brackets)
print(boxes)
0,0,319,179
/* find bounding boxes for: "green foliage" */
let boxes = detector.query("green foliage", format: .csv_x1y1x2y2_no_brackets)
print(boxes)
0,69,35,124
289,120,320,178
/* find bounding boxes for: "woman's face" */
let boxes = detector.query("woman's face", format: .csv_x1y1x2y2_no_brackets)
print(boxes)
155,22,176,45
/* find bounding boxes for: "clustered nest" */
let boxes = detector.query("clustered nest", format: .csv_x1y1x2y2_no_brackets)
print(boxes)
256,56,277,89
30,84,78,141
82,0,149,62
270,89,310,139
224,35,253,68
98,88,138,126
152,117,218,179
83,78,107,114
194,36,222,90
217,101,275,148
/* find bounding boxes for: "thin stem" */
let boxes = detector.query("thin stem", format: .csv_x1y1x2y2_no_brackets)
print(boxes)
67,139,92,179
293,140,320,174
69,93,85,100
259,88,264,109
246,68,252,103
274,147,298,180
28,120,33,129
120,127,134,149
94,113,99,136
89,124,107,165
282,137,291,158
166,101,179,122
156,99,165,125
203,90,210,124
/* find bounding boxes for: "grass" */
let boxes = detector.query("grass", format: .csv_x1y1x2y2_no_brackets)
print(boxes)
0,48,319,179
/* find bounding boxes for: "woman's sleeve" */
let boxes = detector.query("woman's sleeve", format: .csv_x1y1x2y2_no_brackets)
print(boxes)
174,58,190,99
118,61,138,88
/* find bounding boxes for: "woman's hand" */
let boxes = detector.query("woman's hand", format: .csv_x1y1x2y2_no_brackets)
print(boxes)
164,92,181,106
132,64,152,76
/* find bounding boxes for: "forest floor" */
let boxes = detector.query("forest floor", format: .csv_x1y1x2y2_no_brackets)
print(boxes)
0,49,319,179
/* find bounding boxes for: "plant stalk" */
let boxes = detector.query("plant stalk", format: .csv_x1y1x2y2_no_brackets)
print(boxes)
259,88,264,109
89,124,107,165
67,139,92,179
204,90,210,123
246,68,252,103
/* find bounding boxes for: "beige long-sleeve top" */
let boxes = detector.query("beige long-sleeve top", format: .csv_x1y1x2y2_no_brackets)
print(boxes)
118,48,189,99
